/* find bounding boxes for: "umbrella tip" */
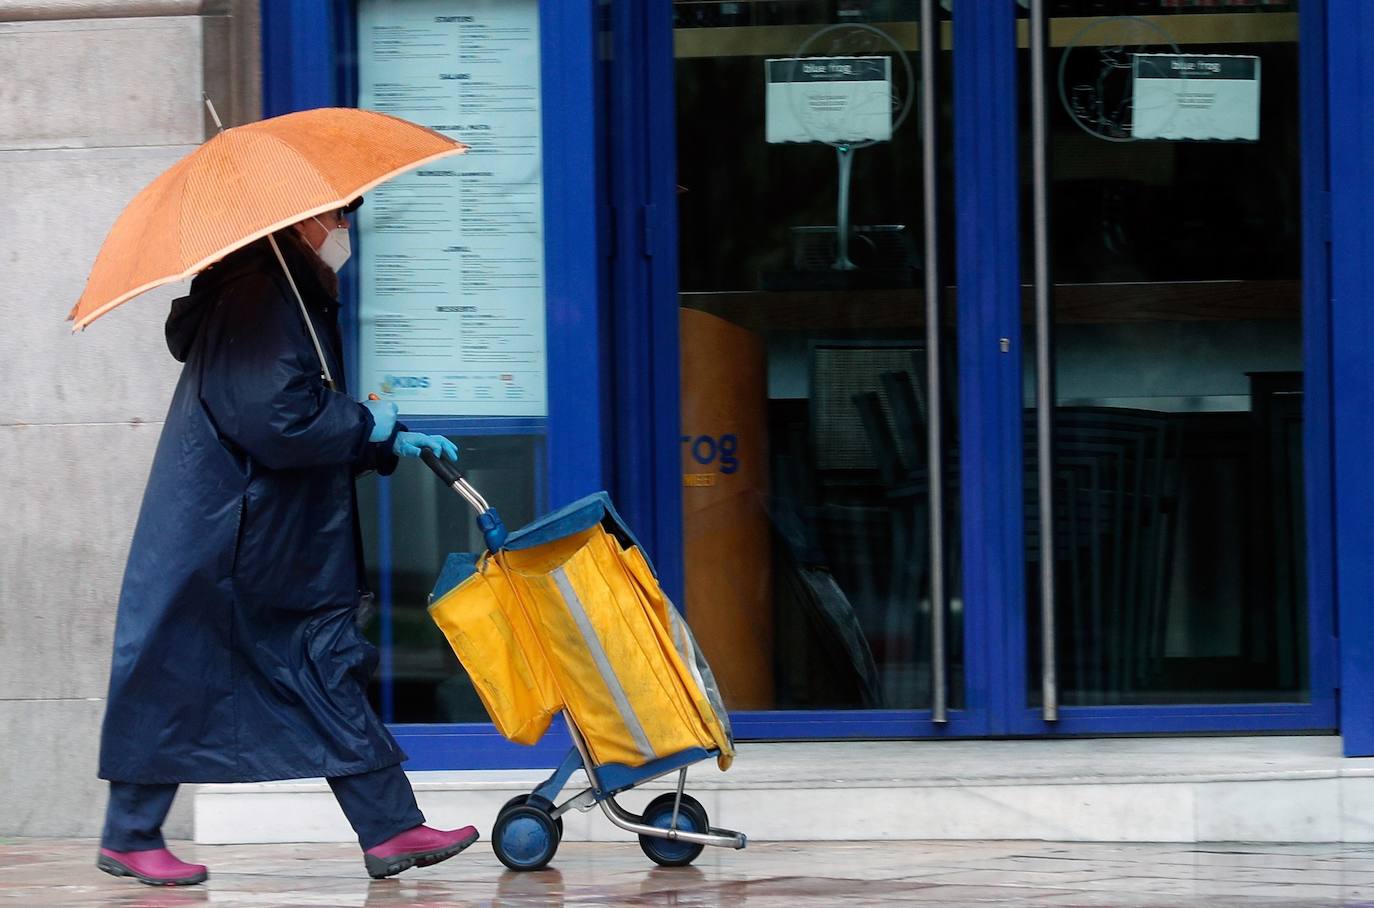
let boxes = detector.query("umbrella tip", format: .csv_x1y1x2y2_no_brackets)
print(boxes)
202,93,225,133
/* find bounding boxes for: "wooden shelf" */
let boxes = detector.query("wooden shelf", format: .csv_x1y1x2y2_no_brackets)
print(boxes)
681,279,1300,332
676,20,929,57
1029,12,1298,48
674,13,1297,58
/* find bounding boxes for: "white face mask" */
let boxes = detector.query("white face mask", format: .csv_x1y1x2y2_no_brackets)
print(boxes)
312,217,352,272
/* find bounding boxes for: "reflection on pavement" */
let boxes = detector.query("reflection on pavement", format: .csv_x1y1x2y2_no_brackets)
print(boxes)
9,839,1374,907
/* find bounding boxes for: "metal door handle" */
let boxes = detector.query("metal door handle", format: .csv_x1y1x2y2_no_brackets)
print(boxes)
1030,0,1058,721
921,0,949,724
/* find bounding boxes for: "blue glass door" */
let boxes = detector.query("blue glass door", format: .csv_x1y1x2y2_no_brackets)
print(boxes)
1007,0,1335,735
667,0,991,738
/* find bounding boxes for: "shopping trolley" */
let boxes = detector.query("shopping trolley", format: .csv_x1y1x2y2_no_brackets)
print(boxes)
421,452,748,871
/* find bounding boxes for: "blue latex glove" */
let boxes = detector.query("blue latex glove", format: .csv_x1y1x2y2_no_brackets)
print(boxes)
395,432,460,461
362,398,397,443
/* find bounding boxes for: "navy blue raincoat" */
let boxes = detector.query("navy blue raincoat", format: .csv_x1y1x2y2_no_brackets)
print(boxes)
99,232,406,784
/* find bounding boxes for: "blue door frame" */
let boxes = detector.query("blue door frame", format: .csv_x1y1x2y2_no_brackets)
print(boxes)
260,0,1359,768
956,0,1330,736
1326,0,1374,758
996,0,1339,739
957,2,1339,739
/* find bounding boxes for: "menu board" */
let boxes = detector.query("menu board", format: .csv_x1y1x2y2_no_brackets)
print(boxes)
1133,54,1261,142
765,57,893,145
356,0,547,417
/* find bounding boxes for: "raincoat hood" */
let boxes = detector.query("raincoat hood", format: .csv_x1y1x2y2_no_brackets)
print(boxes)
165,293,209,363
164,230,337,363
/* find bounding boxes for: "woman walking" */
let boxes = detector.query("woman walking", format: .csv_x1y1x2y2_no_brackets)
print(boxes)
96,202,476,886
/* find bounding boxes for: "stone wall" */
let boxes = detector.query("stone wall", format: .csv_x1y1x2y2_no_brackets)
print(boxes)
0,0,258,838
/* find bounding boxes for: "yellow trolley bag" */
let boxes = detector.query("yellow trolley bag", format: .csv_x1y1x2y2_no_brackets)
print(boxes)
422,455,745,872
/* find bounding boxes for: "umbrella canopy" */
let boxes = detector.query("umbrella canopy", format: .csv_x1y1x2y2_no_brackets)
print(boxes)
69,107,466,329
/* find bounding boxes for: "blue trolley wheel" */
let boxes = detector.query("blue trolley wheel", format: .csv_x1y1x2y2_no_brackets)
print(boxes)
500,794,564,838
638,793,708,867
492,804,561,872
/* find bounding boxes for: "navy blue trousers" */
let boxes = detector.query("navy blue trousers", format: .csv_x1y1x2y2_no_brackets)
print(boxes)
102,764,425,852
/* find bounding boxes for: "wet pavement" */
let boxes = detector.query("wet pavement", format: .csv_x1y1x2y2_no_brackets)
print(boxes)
6,838,1374,906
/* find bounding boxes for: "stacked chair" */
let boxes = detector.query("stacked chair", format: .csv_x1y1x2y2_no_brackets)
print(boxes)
848,357,1181,706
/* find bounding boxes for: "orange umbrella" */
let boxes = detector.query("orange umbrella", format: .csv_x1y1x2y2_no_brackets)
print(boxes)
69,107,467,330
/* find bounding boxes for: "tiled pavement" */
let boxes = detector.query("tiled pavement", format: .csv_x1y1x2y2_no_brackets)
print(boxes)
6,838,1374,906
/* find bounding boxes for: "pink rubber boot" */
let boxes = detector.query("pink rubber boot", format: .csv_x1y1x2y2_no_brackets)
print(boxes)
96,847,208,886
363,824,479,879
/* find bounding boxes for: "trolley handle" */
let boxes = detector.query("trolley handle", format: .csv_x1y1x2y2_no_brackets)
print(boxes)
420,448,468,495
420,450,509,551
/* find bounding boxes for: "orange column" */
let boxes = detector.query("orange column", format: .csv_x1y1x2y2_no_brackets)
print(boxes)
679,309,775,710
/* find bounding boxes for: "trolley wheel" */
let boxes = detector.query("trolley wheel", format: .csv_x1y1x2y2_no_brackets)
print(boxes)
638,793,708,867
500,794,564,838
492,803,561,872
